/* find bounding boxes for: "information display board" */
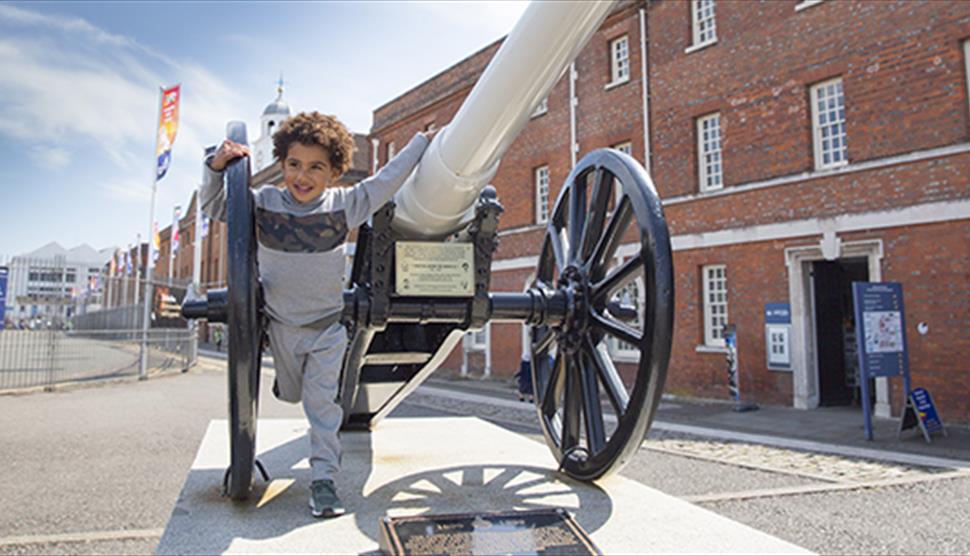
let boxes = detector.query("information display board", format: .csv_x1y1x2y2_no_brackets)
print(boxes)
764,302,791,370
395,242,475,297
852,282,911,440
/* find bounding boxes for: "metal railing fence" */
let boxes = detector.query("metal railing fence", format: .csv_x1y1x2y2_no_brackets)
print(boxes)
0,327,193,391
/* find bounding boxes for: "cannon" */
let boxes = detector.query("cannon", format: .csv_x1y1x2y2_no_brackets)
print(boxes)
183,0,674,500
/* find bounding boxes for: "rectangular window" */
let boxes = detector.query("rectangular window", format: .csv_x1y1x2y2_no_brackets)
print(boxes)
535,165,550,225
613,141,633,156
810,78,848,170
386,141,396,163
609,35,630,84
531,97,548,118
964,40,970,122
703,264,728,346
609,256,644,359
691,0,717,48
697,113,723,192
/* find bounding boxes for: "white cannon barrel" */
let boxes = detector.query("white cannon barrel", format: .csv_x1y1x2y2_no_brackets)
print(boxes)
391,0,616,238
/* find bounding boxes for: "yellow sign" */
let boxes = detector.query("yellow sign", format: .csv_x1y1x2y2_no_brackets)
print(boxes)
395,242,474,297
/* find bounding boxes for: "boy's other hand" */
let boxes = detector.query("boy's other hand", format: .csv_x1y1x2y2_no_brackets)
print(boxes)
422,127,440,143
209,139,252,172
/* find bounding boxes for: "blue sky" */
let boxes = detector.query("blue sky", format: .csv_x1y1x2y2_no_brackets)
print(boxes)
0,1,527,256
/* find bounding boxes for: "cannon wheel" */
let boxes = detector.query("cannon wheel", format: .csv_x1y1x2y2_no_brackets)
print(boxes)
531,148,674,482
224,121,264,500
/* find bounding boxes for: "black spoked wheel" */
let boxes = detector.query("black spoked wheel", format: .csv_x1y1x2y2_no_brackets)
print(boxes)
225,121,264,500
531,148,674,482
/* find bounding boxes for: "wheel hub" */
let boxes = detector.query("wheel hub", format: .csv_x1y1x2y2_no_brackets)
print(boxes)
557,266,592,353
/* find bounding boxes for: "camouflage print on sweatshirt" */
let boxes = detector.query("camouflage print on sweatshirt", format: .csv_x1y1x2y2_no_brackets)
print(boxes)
255,207,348,253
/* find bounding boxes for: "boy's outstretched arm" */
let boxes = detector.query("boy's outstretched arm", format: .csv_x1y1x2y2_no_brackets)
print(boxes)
200,139,251,222
343,133,430,229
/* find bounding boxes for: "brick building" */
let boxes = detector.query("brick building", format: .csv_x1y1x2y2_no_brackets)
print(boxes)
369,0,970,422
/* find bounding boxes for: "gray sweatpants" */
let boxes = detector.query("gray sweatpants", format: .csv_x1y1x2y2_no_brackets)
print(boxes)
266,320,347,482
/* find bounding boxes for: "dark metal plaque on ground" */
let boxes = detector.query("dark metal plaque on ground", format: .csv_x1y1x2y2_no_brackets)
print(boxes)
378,508,600,555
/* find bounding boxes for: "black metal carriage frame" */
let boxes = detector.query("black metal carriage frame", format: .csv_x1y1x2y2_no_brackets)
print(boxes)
183,122,674,500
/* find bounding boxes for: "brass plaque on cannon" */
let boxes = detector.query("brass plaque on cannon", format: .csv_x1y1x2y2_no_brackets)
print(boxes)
395,241,474,297
378,508,600,555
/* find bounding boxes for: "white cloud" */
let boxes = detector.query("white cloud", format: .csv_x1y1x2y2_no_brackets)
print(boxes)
29,145,71,169
99,180,153,203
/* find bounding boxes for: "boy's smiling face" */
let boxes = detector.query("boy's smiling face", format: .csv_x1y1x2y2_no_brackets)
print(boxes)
283,142,341,204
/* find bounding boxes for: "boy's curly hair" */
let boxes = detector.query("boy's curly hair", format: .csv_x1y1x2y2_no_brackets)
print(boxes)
272,112,355,176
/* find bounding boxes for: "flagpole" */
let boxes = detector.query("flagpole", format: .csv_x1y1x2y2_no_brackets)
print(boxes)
140,86,163,381
133,234,141,340
191,184,203,364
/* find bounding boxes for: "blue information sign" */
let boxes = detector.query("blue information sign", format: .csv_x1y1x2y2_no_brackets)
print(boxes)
764,303,791,325
852,282,911,440
0,266,8,330
764,303,792,370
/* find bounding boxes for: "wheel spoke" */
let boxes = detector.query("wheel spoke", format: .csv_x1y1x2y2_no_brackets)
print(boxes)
591,312,642,347
579,168,614,264
578,351,606,453
587,336,629,415
547,224,567,273
541,351,565,418
567,174,587,262
562,356,582,452
593,254,643,302
589,197,632,277
532,326,555,356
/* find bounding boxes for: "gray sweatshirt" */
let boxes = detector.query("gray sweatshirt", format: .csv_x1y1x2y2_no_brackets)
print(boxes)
200,133,429,327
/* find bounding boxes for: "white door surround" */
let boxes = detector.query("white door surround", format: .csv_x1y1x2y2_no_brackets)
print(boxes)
784,237,890,417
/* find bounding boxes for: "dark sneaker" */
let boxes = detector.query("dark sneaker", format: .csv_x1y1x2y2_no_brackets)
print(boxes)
309,479,346,518
272,379,281,400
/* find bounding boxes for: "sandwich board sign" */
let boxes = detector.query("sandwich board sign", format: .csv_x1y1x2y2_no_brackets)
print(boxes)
899,387,947,443
851,282,911,441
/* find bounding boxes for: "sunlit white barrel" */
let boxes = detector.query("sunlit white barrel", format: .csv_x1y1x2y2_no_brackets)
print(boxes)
391,0,616,238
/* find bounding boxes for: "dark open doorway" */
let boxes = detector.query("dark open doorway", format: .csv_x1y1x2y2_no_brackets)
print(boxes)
812,257,869,407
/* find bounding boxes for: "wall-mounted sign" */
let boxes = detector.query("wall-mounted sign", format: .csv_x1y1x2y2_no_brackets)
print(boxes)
764,302,791,370
852,282,911,441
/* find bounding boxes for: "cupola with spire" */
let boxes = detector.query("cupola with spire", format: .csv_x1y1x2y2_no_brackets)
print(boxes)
254,74,292,171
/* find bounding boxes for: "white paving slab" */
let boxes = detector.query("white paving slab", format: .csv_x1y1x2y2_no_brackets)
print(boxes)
157,417,811,555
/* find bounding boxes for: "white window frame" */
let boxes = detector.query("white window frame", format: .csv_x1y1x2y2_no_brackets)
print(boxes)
386,141,396,163
964,40,970,122
689,0,717,51
608,35,630,87
697,113,723,192
531,97,548,118
810,77,848,170
535,165,550,225
607,255,645,361
703,264,728,347
795,0,825,12
612,142,633,203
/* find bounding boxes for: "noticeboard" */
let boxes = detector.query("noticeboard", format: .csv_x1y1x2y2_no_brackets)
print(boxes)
852,282,911,440
764,302,791,370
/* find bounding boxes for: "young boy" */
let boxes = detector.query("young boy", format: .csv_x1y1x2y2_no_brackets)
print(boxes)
201,111,430,518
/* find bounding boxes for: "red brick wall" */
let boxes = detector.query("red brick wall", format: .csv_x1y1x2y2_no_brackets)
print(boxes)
369,0,970,422
649,0,970,201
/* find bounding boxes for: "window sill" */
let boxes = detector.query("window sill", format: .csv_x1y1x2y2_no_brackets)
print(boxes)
698,184,725,194
695,344,728,354
530,109,547,119
612,351,640,363
814,159,849,172
604,77,630,91
795,0,824,12
685,39,717,55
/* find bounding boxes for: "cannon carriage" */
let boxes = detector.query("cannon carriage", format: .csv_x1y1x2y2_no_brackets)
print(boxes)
183,1,674,500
